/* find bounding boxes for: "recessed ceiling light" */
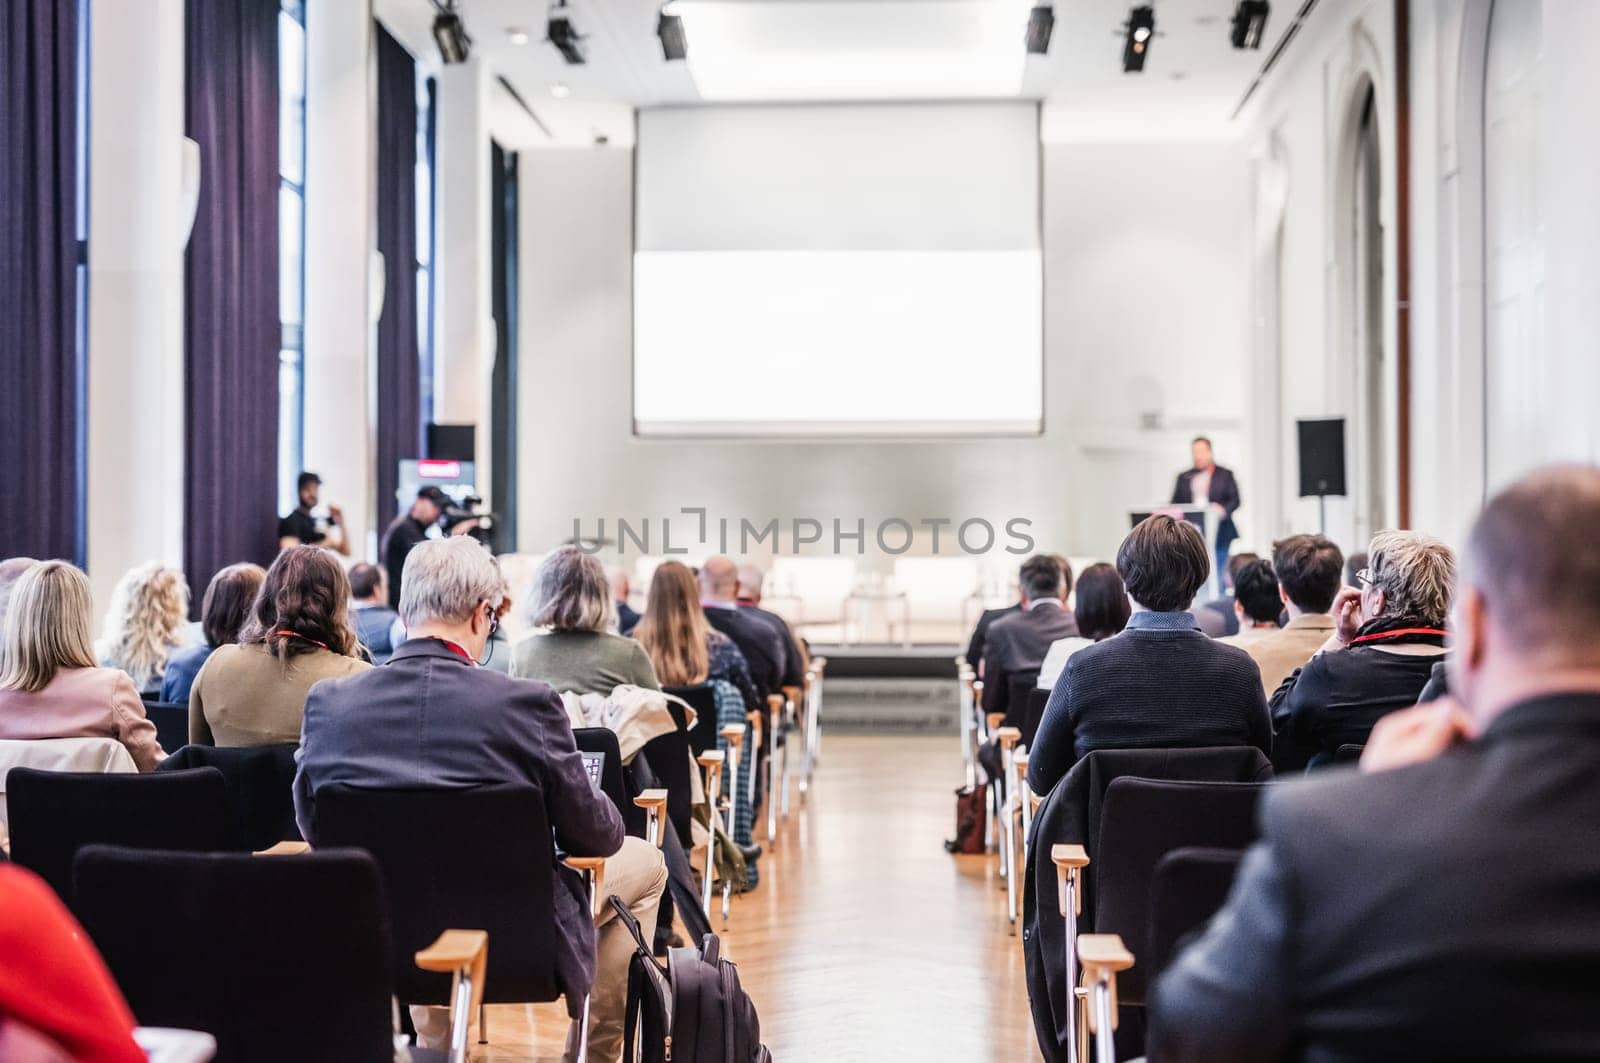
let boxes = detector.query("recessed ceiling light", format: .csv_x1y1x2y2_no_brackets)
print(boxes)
550,81,571,98
507,26,530,46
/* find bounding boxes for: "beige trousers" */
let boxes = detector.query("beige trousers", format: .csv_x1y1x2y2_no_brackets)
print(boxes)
410,836,667,1063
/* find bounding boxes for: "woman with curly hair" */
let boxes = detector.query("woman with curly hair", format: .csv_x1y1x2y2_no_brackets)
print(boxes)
96,562,191,697
189,546,369,747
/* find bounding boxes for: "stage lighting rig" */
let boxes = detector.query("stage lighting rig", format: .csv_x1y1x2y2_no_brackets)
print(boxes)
657,4,688,61
1231,0,1270,49
431,0,471,64
547,0,587,65
1025,4,1055,56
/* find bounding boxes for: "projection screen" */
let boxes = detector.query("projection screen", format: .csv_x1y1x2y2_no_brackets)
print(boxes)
633,103,1042,436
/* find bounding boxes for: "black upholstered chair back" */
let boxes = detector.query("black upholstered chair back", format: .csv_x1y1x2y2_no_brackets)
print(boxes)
1022,687,1051,748
142,701,190,758
315,784,561,1007
1094,778,1266,1004
6,766,230,905
158,743,300,851
1006,669,1041,729
664,683,720,756
74,845,396,1063
640,700,695,845
1147,846,1247,983
573,726,646,837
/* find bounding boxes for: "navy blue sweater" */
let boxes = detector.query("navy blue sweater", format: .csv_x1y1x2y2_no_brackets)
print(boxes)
1027,612,1271,795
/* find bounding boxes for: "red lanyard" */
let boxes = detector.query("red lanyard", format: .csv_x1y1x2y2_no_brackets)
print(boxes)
1349,627,1448,646
275,629,330,652
424,637,476,664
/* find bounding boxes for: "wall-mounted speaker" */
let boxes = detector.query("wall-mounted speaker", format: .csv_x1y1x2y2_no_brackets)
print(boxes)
1297,418,1347,497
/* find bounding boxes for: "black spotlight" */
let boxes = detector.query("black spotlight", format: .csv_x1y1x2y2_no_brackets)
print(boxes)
1025,4,1055,55
431,3,471,65
1230,0,1270,49
657,7,687,61
547,0,587,65
1122,5,1155,73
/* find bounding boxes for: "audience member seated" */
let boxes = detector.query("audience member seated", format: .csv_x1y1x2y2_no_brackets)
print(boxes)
737,563,808,690
699,557,785,701
1191,552,1259,639
189,546,369,747
1233,534,1343,695
294,537,667,1059
608,564,640,636
1269,530,1455,772
0,561,164,771
348,562,400,664
1149,466,1600,1060
964,599,1019,677
0,863,145,1063
1036,563,1131,690
96,562,190,698
981,555,1079,723
1219,560,1283,647
160,562,265,705
636,561,763,719
512,546,660,694
1028,516,1270,796
0,556,39,633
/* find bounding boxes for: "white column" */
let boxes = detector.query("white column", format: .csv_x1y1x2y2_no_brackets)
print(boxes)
433,59,493,494
303,0,377,556
85,0,186,616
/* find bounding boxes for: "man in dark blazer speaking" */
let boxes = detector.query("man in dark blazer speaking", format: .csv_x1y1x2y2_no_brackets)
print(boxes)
1147,466,1600,1061
1172,436,1240,595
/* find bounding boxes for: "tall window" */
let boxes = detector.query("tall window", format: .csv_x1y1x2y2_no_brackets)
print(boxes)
416,75,437,427
277,0,307,514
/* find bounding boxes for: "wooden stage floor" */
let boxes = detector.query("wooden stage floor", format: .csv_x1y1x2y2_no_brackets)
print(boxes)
473,734,1035,1061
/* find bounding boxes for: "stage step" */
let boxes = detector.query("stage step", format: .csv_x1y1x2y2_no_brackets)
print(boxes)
817,679,959,735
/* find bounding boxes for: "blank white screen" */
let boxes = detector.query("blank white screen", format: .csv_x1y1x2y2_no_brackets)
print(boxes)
633,103,1042,436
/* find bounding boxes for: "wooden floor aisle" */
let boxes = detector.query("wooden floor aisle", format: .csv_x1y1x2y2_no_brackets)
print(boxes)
475,733,1035,1061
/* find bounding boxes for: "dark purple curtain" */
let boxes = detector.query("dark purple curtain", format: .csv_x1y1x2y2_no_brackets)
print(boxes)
375,25,421,531
0,0,80,561
184,0,280,597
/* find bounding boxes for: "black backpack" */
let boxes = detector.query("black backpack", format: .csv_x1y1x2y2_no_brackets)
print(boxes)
611,897,771,1063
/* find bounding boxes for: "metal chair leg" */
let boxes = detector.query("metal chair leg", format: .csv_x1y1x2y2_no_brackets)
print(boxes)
696,753,724,918
1052,845,1090,1063
477,1001,487,1046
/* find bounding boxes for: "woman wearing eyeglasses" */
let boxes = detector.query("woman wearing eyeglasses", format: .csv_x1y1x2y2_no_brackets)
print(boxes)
1268,530,1456,772
189,546,370,747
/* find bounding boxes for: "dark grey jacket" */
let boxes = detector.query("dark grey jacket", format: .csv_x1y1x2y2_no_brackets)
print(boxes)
293,637,624,1009
1149,692,1600,1061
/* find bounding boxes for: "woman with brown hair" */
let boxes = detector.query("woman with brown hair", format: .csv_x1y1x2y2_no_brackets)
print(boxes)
633,561,761,717
0,561,164,771
189,546,369,747
160,563,266,704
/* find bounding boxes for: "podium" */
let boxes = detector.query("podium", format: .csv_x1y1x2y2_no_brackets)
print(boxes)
1130,505,1217,558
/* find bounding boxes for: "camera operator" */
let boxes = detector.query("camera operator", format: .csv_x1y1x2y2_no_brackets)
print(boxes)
277,471,349,556
380,486,454,608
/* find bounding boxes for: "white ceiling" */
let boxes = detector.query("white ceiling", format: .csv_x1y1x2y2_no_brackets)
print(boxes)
376,0,1298,147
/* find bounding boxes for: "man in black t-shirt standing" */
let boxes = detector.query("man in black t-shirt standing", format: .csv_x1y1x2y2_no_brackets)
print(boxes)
379,486,451,608
278,471,349,556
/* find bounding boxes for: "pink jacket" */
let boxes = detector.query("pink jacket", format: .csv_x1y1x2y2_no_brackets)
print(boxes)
0,668,165,772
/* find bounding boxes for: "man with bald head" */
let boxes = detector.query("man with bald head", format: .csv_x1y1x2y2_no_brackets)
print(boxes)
700,556,786,700
1150,466,1600,1060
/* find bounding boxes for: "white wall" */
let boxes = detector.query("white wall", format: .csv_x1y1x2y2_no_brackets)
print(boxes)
515,138,1251,573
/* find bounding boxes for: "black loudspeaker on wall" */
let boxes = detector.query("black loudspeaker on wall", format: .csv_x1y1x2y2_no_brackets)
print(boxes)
1297,418,1346,533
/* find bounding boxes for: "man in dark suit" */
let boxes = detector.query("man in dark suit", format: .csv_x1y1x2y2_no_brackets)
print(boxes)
699,556,785,699
1149,467,1600,1061
737,563,807,691
1027,515,1269,796
1172,436,1241,596
293,537,666,1060
965,554,1073,676
982,555,1079,725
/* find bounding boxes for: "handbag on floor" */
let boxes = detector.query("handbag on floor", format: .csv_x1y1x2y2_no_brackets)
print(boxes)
612,896,771,1063
944,781,988,855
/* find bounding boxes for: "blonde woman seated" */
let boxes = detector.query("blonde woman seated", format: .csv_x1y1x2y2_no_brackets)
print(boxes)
0,561,164,771
97,562,191,698
511,546,660,694
189,546,368,747
633,561,762,718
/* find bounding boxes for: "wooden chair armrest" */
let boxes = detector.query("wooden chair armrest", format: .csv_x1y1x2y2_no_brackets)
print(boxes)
696,750,725,766
563,856,608,918
984,711,1004,734
745,710,763,747
995,726,1022,750
781,684,801,705
1078,933,1134,971
414,929,488,974
766,693,784,715
1052,843,1089,916
633,789,669,811
719,723,747,742
1013,752,1030,774
1051,844,1089,870
253,840,311,857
